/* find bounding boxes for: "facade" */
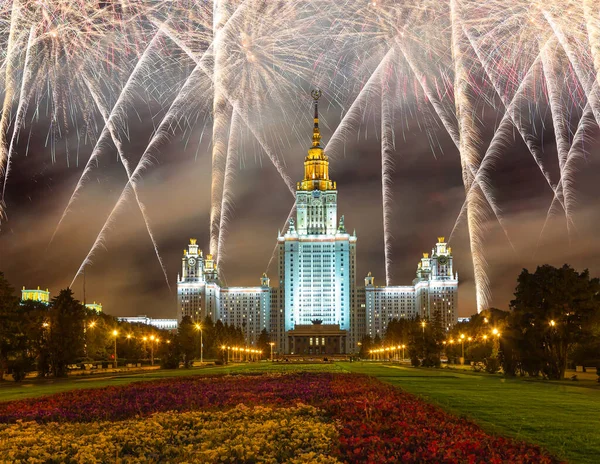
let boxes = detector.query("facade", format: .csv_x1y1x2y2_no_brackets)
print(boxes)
85,302,103,313
364,237,458,339
118,315,179,331
21,287,50,305
176,92,458,353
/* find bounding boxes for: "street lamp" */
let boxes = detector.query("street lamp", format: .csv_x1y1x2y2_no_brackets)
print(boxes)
421,320,426,335
112,330,118,368
150,335,155,366
194,323,203,365
269,342,275,361
221,345,226,363
460,333,465,364
550,320,556,327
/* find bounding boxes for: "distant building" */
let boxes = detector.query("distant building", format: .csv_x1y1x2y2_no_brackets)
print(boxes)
85,302,103,313
118,315,178,331
176,92,459,354
21,287,50,305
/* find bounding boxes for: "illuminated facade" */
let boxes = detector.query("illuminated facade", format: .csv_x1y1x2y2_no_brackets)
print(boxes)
118,315,178,331
363,237,458,339
176,92,458,352
176,241,271,344
21,287,50,305
85,302,103,313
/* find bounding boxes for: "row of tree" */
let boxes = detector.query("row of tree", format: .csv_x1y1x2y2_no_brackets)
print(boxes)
158,316,271,368
0,273,168,380
367,264,600,380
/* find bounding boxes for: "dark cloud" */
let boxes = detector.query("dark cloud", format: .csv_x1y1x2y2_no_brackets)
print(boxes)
2,97,600,320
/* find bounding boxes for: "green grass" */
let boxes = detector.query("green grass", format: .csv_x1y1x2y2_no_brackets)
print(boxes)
2,361,599,463
341,362,600,464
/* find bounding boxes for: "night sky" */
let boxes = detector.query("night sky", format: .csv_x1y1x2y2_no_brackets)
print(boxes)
2,95,600,320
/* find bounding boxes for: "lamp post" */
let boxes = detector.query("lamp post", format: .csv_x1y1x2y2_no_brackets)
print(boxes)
460,333,465,365
401,344,406,361
112,330,118,368
195,323,203,365
492,328,501,355
269,342,275,361
150,335,155,366
221,345,226,364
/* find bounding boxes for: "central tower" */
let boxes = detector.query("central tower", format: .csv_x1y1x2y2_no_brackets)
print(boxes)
278,90,357,353
296,89,338,235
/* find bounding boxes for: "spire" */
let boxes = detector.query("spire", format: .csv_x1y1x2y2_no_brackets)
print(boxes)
298,89,335,191
311,89,322,147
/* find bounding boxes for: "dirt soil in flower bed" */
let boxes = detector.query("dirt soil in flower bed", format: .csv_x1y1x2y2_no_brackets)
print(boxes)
0,372,560,463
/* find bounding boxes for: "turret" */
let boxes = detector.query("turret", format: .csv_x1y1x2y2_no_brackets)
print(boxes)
261,273,270,287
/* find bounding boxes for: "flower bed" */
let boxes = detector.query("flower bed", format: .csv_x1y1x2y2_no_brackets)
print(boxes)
0,373,559,463
1,404,340,463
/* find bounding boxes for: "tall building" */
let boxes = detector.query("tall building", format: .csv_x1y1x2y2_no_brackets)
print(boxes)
176,91,458,354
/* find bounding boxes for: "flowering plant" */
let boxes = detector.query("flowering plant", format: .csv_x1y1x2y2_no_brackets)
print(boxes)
0,373,559,463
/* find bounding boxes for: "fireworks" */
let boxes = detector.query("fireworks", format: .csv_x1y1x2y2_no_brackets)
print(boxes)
1,0,599,312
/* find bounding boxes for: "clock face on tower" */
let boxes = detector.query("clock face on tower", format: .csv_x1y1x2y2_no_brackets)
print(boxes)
188,258,196,266
438,255,448,265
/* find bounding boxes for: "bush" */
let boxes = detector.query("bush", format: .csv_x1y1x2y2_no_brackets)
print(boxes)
410,356,421,367
9,358,31,382
484,356,501,374
421,355,441,368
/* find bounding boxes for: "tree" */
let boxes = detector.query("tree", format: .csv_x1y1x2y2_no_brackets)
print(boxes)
257,328,270,360
47,289,87,377
159,333,180,369
17,300,49,379
0,272,19,380
178,316,196,368
507,265,600,380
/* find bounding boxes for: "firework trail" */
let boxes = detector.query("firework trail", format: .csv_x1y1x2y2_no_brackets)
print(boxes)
448,48,544,243
543,10,600,125
380,63,395,287
399,42,515,252
2,26,35,202
50,29,165,246
0,0,20,220
585,0,600,87
210,0,232,260
84,76,170,291
325,47,395,160
538,101,596,248
451,0,490,312
70,46,209,288
464,30,564,213
217,103,242,268
540,41,574,239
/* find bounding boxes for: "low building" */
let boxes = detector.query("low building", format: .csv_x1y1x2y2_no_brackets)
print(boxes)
21,287,50,305
85,302,103,313
287,322,347,356
118,315,178,331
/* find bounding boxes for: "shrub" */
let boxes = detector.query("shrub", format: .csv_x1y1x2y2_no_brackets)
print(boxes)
484,356,501,374
410,356,421,367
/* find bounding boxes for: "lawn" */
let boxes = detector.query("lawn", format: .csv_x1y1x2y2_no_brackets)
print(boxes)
1,361,598,463
343,362,600,464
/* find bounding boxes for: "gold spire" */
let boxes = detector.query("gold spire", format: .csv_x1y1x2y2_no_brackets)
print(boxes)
298,89,335,191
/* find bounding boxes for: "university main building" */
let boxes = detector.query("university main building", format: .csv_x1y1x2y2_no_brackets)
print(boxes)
177,92,458,355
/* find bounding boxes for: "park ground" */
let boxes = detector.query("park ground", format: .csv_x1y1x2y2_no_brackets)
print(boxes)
1,362,599,464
